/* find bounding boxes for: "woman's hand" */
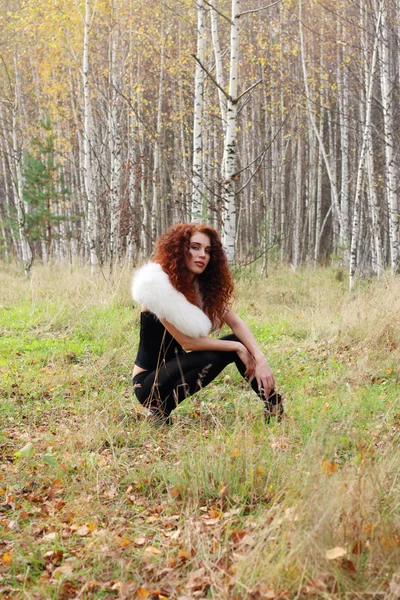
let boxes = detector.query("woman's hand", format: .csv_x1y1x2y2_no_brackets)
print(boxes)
236,343,256,378
254,356,275,396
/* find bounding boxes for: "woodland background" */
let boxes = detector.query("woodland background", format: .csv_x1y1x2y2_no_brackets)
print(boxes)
1,0,400,287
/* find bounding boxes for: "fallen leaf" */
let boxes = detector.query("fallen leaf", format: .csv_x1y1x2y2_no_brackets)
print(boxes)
352,540,363,555
177,548,190,560
326,546,347,560
14,442,34,459
76,525,90,537
322,459,338,475
342,559,356,572
147,516,159,524
134,536,146,546
118,537,131,548
144,546,161,555
230,530,247,544
169,486,180,498
137,588,150,599
1,552,12,565
53,564,73,579
231,448,241,458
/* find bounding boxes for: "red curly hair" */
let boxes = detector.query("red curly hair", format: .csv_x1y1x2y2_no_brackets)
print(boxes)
153,223,234,328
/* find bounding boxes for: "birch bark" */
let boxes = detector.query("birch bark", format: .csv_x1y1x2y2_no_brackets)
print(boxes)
349,2,382,290
82,0,97,270
11,52,32,274
109,26,122,266
222,0,240,263
191,0,206,220
378,0,399,273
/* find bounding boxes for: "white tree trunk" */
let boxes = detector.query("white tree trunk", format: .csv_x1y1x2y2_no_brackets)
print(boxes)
82,0,97,270
292,125,302,268
209,1,227,130
349,2,382,290
152,19,165,239
191,0,206,220
222,0,240,263
338,37,350,261
378,1,400,273
109,28,122,266
11,53,32,274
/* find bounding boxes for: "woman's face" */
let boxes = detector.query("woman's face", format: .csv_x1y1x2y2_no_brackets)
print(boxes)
185,231,211,277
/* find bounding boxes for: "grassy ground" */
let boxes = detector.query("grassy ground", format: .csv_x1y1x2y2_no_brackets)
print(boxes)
0,262,399,600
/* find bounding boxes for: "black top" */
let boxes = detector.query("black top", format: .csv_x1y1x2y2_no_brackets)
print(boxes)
134,311,185,371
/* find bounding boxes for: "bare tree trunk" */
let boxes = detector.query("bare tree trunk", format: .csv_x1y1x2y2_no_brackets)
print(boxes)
11,52,32,274
109,24,122,267
191,0,206,219
222,0,240,263
378,0,400,273
349,2,382,290
82,0,97,270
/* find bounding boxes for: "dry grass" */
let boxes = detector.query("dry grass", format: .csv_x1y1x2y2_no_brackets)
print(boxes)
0,263,399,599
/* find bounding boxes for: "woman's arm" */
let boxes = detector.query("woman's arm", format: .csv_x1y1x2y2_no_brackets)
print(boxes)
160,317,255,376
223,309,275,393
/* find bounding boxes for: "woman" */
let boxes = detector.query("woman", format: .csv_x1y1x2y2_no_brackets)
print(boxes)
131,223,283,425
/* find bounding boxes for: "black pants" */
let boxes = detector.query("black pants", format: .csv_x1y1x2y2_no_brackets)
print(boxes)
133,334,279,417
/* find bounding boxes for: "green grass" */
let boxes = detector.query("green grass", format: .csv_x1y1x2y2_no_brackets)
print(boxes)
0,263,399,599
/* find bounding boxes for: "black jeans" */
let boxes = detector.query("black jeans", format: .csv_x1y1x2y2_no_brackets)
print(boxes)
133,334,279,417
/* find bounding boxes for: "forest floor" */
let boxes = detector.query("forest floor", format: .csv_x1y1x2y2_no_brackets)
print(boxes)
0,263,399,600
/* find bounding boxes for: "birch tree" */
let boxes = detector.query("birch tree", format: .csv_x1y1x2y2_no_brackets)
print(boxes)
82,0,97,270
222,0,240,263
377,0,400,273
191,0,206,220
349,2,382,290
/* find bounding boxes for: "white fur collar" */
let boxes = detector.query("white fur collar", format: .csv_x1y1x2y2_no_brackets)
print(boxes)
131,262,212,338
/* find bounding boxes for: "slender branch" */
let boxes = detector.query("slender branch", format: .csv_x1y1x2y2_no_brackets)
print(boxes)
238,238,282,267
235,79,262,103
239,0,282,18
203,0,232,24
191,54,232,102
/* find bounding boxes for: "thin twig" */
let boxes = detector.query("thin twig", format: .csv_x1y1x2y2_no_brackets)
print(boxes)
235,79,262,103
238,238,282,267
191,54,231,102
203,0,232,24
239,0,282,18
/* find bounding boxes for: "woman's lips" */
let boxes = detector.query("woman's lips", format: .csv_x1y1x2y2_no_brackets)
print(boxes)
195,261,205,267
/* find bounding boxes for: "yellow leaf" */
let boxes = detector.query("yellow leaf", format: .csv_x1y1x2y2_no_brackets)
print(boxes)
144,546,161,555
231,448,241,458
322,459,338,475
87,522,96,532
137,588,150,599
326,546,347,560
118,537,131,548
1,552,12,565
177,548,190,560
386,367,393,375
